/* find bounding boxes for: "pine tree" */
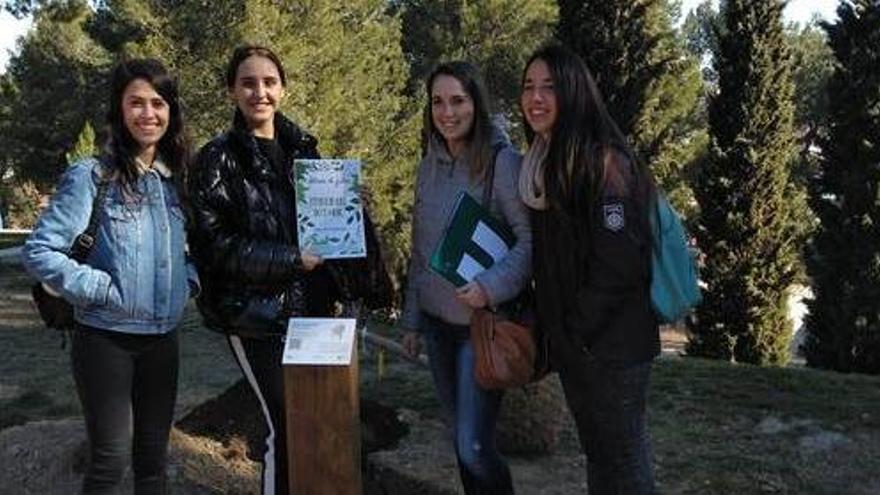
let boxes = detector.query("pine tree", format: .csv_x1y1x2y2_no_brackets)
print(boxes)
681,3,836,191
0,74,18,182
688,0,810,365
272,1,419,284
2,0,111,188
788,21,835,145
185,0,419,283
396,0,557,123
4,0,417,282
555,0,705,207
90,0,419,283
787,21,836,190
153,0,247,142
66,121,97,164
803,0,880,374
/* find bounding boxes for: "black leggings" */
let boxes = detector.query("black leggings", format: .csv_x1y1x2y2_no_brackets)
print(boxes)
226,334,288,495
71,324,179,495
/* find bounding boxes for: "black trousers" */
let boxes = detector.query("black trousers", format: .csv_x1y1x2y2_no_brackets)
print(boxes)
558,349,655,495
71,324,179,495
227,334,288,495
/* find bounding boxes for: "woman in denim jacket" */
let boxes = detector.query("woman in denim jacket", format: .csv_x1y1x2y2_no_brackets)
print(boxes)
400,61,531,494
22,58,197,494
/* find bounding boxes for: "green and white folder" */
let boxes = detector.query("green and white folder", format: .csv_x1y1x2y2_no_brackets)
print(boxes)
429,192,515,287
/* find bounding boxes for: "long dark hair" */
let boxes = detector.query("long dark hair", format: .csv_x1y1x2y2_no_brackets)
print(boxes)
423,61,494,180
105,58,189,197
521,45,655,226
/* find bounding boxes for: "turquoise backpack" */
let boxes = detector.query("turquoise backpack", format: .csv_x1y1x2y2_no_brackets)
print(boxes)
650,195,702,323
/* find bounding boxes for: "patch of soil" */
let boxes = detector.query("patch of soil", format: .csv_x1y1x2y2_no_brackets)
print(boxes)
0,419,259,494
175,378,410,463
0,419,86,494
0,379,587,494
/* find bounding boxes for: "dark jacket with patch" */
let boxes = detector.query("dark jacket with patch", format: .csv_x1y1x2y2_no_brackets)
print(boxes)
531,158,660,367
187,112,392,337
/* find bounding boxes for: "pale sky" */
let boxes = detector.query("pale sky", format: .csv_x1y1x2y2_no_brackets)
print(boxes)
0,1,844,73
0,10,30,73
680,0,840,25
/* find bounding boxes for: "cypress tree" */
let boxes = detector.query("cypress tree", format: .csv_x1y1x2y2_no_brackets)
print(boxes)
555,0,704,204
803,0,880,374
688,0,809,365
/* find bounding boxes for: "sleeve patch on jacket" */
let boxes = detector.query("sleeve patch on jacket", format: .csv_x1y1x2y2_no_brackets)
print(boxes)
603,203,625,232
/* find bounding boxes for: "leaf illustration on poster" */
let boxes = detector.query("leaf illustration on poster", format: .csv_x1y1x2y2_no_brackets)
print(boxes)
295,159,366,259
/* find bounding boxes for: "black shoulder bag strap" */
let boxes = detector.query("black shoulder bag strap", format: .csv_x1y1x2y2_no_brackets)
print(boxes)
69,171,110,262
49,166,108,348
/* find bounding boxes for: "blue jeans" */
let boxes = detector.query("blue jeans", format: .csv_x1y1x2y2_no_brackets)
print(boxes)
558,348,655,495
422,313,514,495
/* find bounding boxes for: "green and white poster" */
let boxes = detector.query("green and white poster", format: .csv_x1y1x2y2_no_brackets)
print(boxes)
294,159,366,259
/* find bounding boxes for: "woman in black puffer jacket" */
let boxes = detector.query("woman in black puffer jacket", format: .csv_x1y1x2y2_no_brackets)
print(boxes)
188,44,391,495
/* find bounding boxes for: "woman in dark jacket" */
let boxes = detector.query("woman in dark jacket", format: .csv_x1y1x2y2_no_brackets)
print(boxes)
519,45,660,494
187,45,391,495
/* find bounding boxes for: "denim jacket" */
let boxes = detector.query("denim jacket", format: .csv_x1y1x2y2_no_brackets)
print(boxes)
22,157,198,334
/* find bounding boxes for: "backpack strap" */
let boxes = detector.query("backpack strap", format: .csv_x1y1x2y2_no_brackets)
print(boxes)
69,163,110,263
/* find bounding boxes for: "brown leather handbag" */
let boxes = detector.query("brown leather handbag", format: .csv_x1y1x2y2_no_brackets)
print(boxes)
469,146,548,389
471,304,545,389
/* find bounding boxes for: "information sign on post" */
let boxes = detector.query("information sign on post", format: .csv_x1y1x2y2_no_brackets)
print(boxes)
283,318,362,494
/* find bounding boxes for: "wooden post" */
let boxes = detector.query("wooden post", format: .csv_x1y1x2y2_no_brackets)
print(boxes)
284,346,362,495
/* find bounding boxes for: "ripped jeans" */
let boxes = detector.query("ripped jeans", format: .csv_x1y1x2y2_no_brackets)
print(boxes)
422,313,514,495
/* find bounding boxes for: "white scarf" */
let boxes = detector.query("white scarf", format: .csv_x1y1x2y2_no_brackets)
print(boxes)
518,135,549,210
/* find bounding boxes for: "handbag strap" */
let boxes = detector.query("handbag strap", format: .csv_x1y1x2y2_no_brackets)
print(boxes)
478,144,504,316
480,144,504,208
69,173,109,263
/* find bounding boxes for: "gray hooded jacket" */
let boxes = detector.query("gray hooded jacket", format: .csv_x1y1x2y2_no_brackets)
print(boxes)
400,126,532,330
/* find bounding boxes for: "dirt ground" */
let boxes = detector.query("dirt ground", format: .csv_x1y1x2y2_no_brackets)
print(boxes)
0,248,689,494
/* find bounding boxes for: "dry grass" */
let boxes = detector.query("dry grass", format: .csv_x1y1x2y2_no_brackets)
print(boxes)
3,260,880,494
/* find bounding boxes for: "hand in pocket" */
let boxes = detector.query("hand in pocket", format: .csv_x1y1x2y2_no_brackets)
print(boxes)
105,283,124,312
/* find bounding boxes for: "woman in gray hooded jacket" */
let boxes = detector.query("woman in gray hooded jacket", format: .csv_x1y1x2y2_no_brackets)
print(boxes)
399,61,531,494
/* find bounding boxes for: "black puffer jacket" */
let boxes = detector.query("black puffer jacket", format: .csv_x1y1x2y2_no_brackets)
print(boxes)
188,112,392,337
